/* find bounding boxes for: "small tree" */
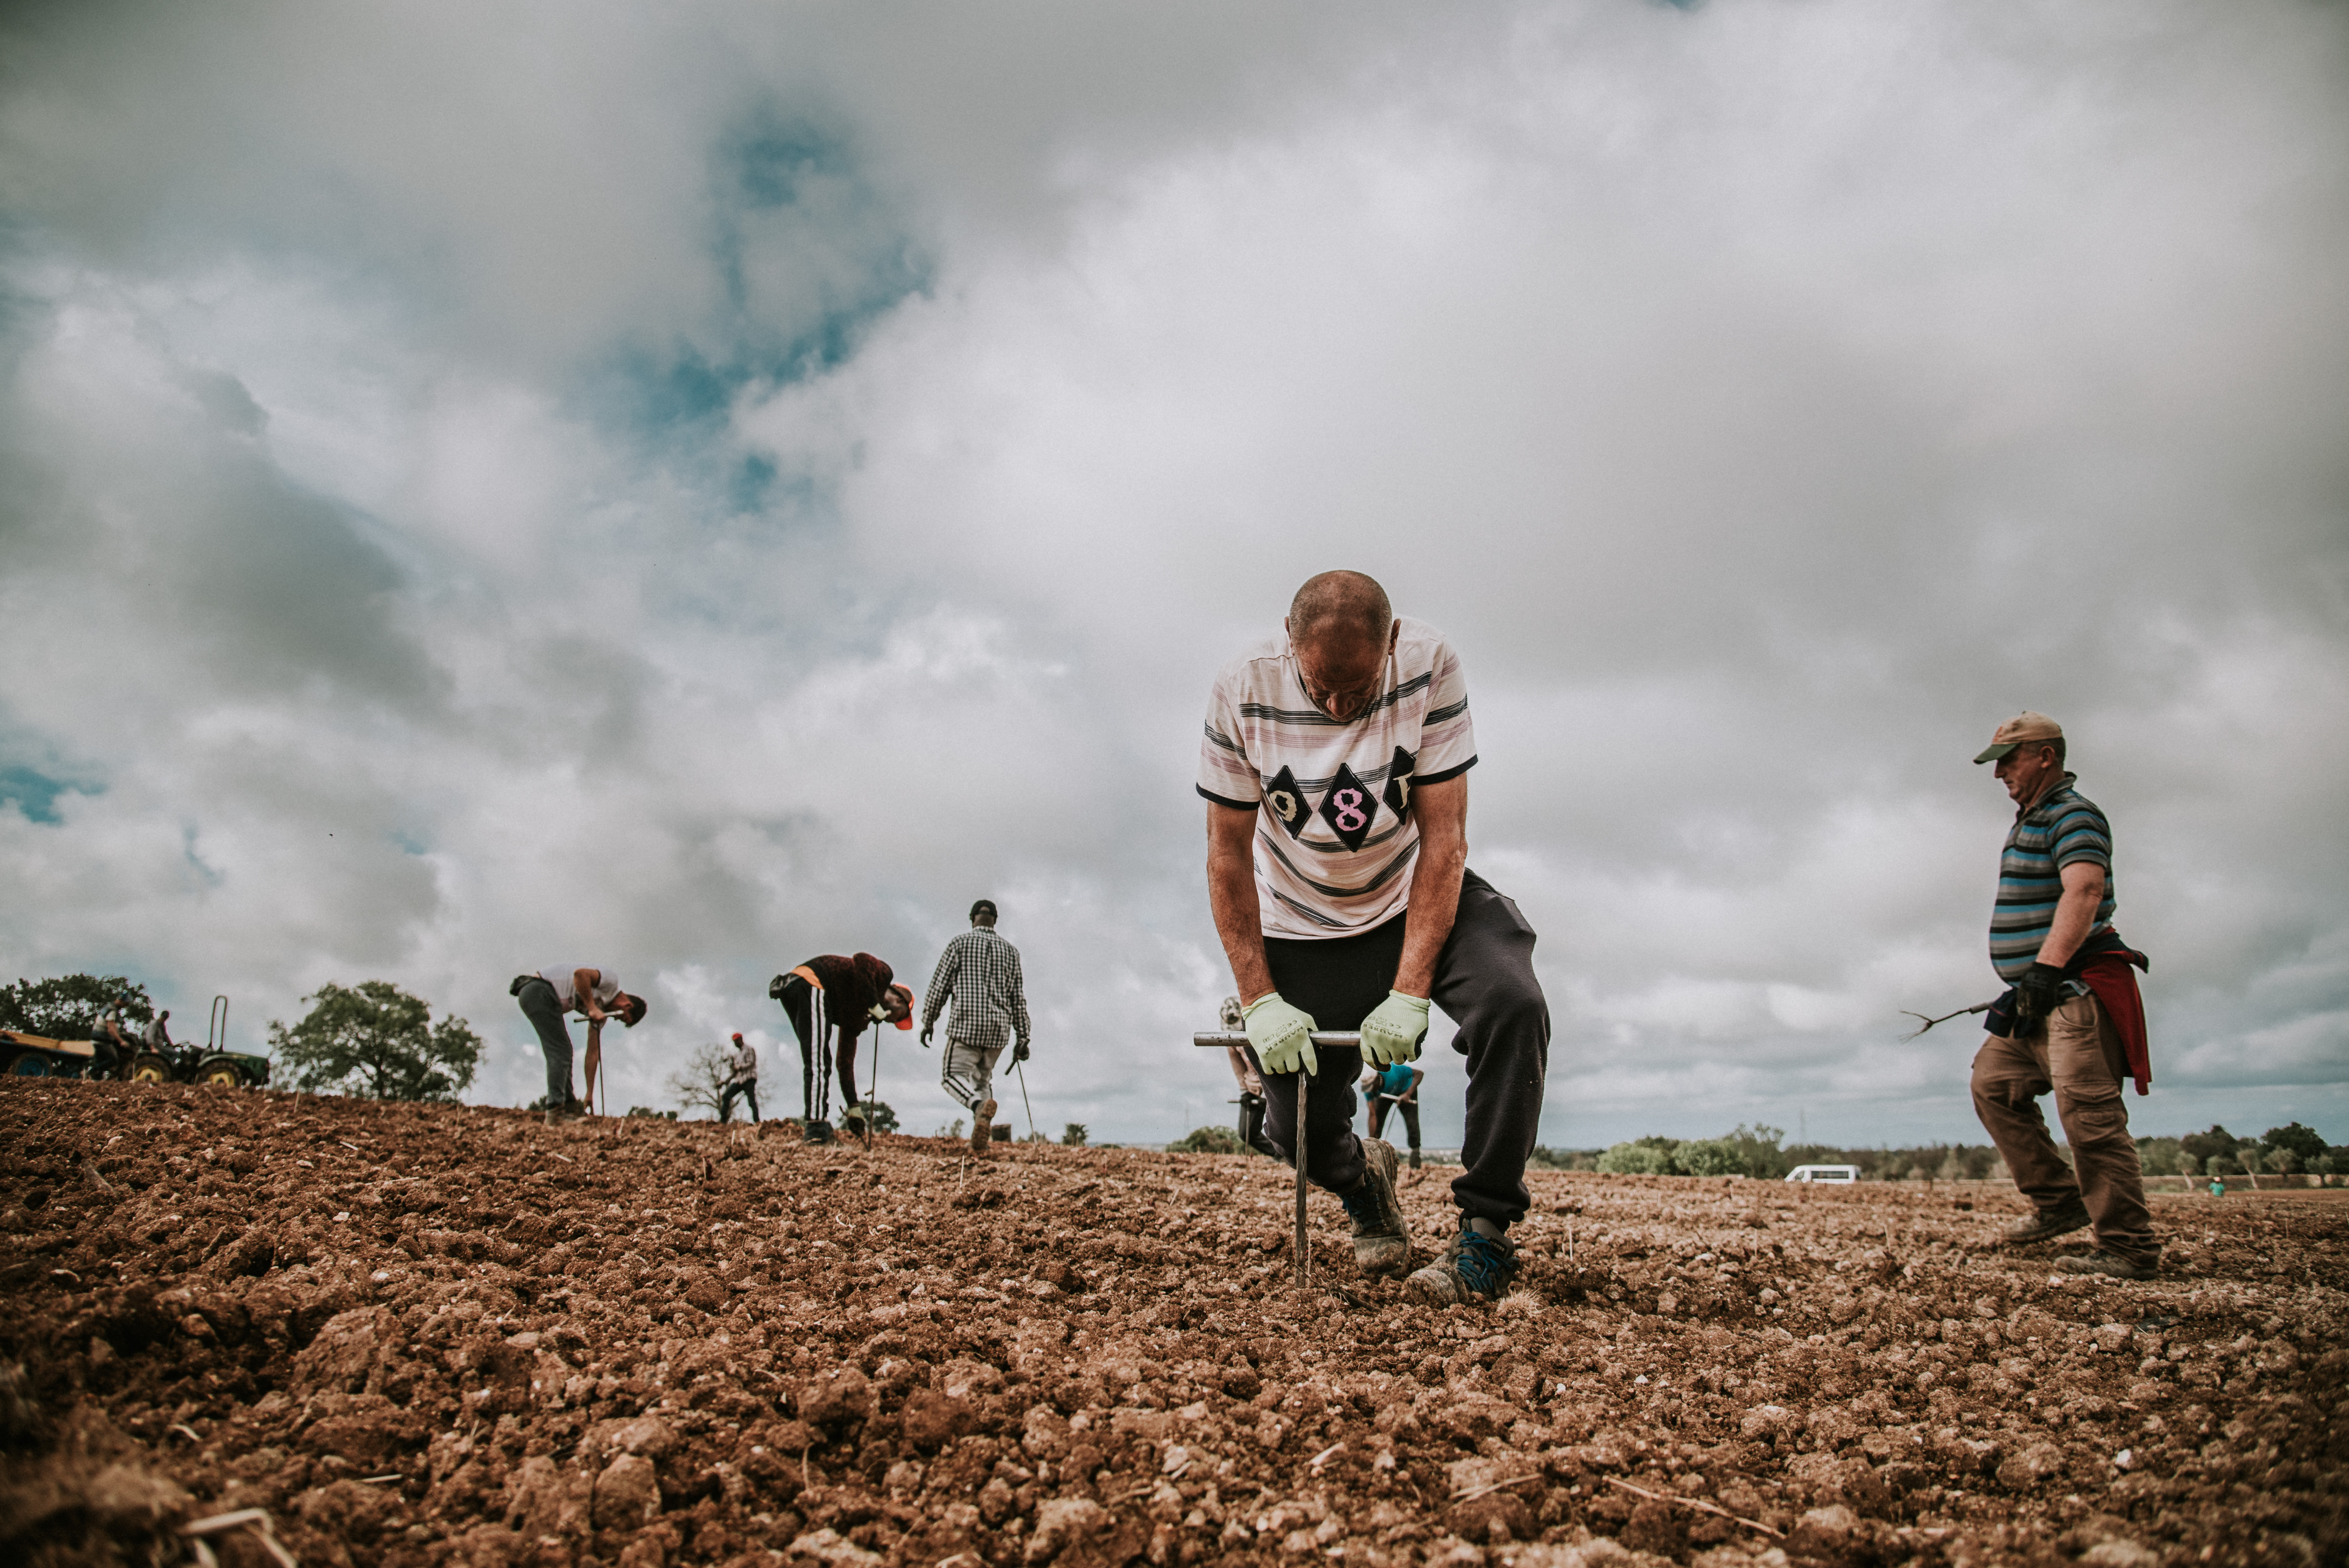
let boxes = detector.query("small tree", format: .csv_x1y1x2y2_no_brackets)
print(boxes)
268,981,481,1100
2181,1124,2239,1171
1673,1137,1750,1178
1175,1125,1244,1155
1597,1140,1677,1175
1061,1122,1089,1147
666,1043,732,1120
1727,1124,1791,1180
2175,1150,2203,1178
2260,1123,2328,1165
0,974,153,1038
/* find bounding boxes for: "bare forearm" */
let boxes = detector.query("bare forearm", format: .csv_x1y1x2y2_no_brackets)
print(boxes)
2038,890,2099,968
574,968,605,1022
2037,866,2106,969
1393,844,1464,995
1206,823,1275,1003
1389,773,1469,996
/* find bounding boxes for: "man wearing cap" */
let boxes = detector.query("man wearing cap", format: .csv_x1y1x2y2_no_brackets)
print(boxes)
1970,713,2158,1279
770,954,913,1124
719,1032,761,1124
92,993,137,1081
1201,569,1551,1303
921,900,1033,1155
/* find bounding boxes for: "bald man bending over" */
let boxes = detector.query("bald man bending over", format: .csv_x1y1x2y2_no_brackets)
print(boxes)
1199,570,1551,1304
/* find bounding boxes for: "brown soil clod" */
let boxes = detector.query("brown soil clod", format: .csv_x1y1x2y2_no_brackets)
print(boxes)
2,1081,2345,1567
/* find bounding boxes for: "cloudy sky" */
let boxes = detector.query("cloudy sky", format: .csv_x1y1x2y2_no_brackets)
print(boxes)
2,0,2343,1151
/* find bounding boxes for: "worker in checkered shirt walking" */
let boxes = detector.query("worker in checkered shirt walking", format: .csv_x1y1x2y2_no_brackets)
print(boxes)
921,899,1033,1156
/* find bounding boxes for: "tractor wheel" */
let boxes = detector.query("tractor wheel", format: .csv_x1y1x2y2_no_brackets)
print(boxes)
200,1062,246,1088
6,1049,51,1077
131,1053,173,1084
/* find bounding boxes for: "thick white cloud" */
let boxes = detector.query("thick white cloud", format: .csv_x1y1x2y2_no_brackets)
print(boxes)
1,0,2343,1150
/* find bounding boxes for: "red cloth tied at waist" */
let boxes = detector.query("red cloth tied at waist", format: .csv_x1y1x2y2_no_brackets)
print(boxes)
2076,948,2151,1096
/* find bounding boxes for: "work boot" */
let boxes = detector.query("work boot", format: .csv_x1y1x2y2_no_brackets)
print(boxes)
2053,1250,2155,1280
2001,1201,2091,1246
1338,1139,1412,1277
970,1098,996,1155
1408,1148,1422,1171
1404,1219,1519,1306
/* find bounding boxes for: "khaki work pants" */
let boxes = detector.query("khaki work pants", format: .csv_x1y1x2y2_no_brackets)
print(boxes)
1970,992,2158,1267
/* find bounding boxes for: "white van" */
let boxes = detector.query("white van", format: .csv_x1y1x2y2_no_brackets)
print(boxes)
1785,1164,1859,1184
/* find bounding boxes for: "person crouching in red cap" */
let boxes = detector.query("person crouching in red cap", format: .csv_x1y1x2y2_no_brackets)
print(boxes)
767,955,913,1123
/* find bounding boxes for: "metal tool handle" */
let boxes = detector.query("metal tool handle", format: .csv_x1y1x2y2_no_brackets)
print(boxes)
1294,1070,1309,1288
1191,1031,1362,1048
1193,1033,1357,1289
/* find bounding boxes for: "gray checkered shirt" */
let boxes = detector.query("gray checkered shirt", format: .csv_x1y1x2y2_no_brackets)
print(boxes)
922,927,1032,1051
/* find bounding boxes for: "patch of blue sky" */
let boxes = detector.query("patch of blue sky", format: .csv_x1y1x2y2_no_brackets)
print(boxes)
0,764,98,824
180,824,225,889
579,108,930,470
390,829,429,856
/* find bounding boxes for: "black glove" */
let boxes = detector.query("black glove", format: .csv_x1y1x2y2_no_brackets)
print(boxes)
1012,1041,1030,1064
2013,962,2066,1025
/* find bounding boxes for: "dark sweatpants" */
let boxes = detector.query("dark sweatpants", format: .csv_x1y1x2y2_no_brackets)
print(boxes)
776,976,861,1119
1253,868,1550,1228
515,977,575,1107
1368,1095,1423,1151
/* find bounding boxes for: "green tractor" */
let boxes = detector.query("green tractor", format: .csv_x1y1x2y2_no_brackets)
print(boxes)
128,995,273,1089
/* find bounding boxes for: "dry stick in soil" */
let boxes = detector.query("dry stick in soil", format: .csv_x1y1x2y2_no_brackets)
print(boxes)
1450,1473,1542,1504
1604,1475,1786,1540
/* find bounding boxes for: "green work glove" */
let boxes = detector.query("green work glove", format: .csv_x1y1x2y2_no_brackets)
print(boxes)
1361,990,1431,1066
1242,992,1318,1076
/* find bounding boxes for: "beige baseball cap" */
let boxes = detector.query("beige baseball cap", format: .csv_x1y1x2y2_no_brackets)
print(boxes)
1974,711,2063,764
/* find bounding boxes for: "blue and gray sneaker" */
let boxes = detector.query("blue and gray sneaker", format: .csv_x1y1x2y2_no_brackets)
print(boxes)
1405,1219,1518,1305
1338,1138,1412,1276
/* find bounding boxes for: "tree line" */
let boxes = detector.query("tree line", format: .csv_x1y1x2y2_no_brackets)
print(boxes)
1520,1120,2342,1181
2,971,481,1100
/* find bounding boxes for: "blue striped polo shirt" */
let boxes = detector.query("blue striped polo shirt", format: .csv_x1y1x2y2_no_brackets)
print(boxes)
1990,775,2116,982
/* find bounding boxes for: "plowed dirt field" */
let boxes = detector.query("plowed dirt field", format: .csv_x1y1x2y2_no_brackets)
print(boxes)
3,1082,2344,1568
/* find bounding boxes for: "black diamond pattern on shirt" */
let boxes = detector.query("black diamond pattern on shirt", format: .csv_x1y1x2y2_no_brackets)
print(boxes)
1381,746,1417,821
1262,766,1311,840
1316,761,1380,852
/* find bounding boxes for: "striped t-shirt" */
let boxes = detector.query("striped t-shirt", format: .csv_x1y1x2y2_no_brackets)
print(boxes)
1989,776,2117,982
1196,618,1477,938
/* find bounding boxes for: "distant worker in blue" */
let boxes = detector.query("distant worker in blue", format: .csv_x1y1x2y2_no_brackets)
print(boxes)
1361,1060,1425,1169
922,899,1033,1157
